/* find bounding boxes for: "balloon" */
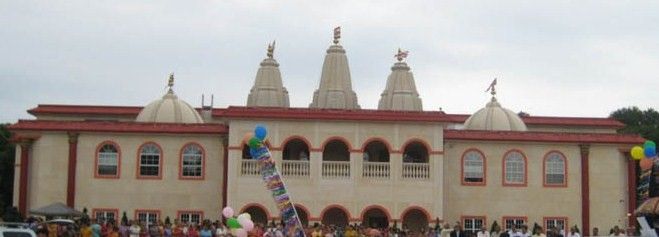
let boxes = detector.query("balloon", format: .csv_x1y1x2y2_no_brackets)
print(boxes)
238,218,254,231
248,137,261,149
239,213,251,220
645,141,657,148
641,158,654,171
222,207,234,218
234,228,247,237
646,146,657,158
255,125,268,140
242,132,254,145
227,218,242,229
631,146,645,160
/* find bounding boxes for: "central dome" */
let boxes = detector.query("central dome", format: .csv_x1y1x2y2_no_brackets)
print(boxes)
136,75,204,124
463,97,527,131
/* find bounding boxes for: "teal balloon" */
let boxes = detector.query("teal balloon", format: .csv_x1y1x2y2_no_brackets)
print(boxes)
645,146,657,158
254,125,268,140
248,137,261,148
645,141,656,149
227,218,242,229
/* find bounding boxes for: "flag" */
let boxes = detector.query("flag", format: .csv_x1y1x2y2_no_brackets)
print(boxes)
485,78,497,92
395,49,409,59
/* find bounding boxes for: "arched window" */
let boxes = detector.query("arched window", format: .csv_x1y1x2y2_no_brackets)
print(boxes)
322,139,350,161
96,142,120,178
544,151,567,186
181,143,204,179
363,140,390,162
402,141,429,163
283,138,310,161
138,143,162,178
462,150,485,185
503,151,526,185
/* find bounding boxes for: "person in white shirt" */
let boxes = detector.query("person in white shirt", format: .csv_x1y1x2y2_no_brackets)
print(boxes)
477,226,490,237
129,221,141,237
610,226,626,237
568,226,581,237
510,226,524,237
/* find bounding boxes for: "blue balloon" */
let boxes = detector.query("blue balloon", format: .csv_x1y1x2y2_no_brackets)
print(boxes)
254,125,268,140
249,147,259,159
645,146,657,158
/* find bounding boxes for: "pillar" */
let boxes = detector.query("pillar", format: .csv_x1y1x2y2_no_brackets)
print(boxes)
579,144,590,236
66,132,79,208
18,141,32,215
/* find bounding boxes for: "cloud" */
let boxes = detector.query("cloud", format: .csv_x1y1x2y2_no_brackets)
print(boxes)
1,0,658,122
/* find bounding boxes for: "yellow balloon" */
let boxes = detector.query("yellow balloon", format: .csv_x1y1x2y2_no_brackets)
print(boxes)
631,146,644,160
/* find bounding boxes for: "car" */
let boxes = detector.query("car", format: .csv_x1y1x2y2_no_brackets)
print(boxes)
0,223,37,237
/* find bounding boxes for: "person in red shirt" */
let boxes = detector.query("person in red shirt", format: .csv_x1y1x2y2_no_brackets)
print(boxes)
188,224,200,237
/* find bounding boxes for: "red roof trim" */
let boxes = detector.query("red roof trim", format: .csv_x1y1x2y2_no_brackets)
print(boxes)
26,104,624,128
444,129,643,144
8,120,228,135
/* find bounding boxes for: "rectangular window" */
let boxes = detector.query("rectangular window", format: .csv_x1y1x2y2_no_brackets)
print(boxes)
93,209,118,224
182,157,202,177
136,210,159,228
463,217,485,234
544,217,567,234
140,155,160,176
503,217,527,231
179,212,202,224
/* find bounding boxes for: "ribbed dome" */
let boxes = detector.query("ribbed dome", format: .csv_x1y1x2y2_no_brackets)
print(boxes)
136,87,204,124
246,42,290,107
378,61,423,111
464,97,527,131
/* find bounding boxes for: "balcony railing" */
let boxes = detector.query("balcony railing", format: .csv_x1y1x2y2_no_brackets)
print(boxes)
362,162,390,179
282,160,310,177
322,161,350,178
240,160,260,176
402,163,430,179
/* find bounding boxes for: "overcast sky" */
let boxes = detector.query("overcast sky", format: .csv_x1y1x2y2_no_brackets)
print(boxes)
1,1,658,123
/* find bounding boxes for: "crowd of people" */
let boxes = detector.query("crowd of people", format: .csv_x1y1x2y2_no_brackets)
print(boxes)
7,216,635,237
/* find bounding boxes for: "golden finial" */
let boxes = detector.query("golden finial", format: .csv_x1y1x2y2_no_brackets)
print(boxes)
267,40,276,58
333,26,341,44
167,73,174,92
394,48,409,62
485,78,497,96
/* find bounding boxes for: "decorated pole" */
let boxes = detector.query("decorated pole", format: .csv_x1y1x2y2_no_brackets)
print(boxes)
246,125,305,237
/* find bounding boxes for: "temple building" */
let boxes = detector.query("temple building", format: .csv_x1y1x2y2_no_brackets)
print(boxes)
8,28,643,235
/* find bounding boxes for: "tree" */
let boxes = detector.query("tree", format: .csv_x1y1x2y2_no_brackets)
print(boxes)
610,107,659,142
121,211,128,225
0,123,16,217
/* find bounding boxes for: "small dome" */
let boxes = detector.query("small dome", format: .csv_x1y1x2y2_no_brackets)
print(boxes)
463,97,527,131
136,75,204,123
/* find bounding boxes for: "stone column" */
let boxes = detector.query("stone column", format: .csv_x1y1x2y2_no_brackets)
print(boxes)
66,132,79,208
579,144,590,236
18,140,33,215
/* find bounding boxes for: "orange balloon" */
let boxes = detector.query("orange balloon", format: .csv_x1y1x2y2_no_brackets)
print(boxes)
242,132,254,145
640,158,654,171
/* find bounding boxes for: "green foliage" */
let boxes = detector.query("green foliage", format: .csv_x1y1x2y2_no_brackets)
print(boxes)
122,211,128,225
0,123,16,217
610,107,659,142
165,216,171,225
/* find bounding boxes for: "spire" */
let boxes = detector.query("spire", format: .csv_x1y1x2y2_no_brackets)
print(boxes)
167,73,175,93
246,41,290,107
310,27,360,109
485,78,497,97
267,40,275,58
378,48,422,111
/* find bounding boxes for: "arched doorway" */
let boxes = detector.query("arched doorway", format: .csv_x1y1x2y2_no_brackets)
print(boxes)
401,208,429,232
362,206,389,228
294,205,309,227
242,144,252,159
363,140,390,162
321,206,349,227
242,205,269,225
402,141,429,163
283,138,310,161
323,139,350,161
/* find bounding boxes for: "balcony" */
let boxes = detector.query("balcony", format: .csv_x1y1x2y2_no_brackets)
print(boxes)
240,160,260,176
362,162,390,179
281,160,310,177
402,163,430,179
322,161,350,178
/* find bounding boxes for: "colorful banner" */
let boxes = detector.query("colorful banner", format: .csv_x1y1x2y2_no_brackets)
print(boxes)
248,126,305,237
